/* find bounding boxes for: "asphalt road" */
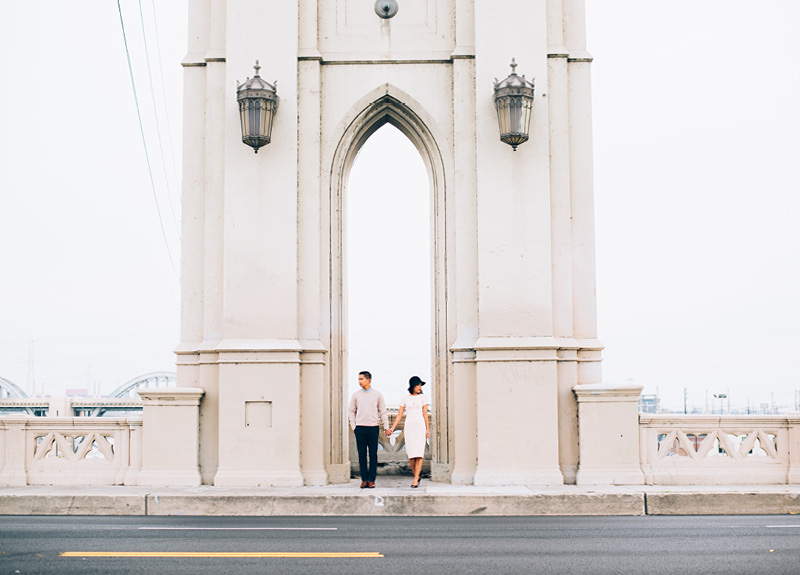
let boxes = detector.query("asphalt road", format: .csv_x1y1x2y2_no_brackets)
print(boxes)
0,515,798,575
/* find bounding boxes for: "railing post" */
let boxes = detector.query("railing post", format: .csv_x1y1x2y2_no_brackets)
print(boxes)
47,396,73,417
137,388,204,486
124,417,143,486
789,414,800,484
573,383,645,485
0,416,28,486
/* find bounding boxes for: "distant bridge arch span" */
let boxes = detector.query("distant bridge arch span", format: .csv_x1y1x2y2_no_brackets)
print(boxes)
109,372,177,399
0,376,28,399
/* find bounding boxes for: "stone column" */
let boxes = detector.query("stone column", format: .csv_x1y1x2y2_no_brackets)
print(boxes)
297,0,332,486
177,0,210,479
472,0,562,486
574,383,645,485
209,0,303,488
564,0,603,386
547,0,580,486
137,388,204,486
448,0,478,485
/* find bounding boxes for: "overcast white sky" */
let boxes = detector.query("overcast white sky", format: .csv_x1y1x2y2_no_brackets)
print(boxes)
0,1,798,412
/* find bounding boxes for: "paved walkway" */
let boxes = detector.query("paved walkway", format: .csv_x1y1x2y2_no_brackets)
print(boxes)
2,478,799,516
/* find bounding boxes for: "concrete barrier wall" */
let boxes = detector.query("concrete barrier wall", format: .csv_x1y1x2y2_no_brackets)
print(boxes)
640,414,800,485
3,409,800,487
0,416,142,486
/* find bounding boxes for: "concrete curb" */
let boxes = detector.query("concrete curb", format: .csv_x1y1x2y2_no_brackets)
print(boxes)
0,494,146,516
2,484,799,516
645,491,800,515
145,492,645,516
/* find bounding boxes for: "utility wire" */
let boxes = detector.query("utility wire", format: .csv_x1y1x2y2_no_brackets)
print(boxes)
150,0,182,217
137,0,180,239
116,0,179,279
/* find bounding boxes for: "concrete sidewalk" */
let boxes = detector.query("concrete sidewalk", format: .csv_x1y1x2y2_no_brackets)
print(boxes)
2,478,800,516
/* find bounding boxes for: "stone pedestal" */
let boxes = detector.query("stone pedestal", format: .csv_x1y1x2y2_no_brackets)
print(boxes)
137,387,204,486
211,345,305,487
472,339,564,486
574,383,645,485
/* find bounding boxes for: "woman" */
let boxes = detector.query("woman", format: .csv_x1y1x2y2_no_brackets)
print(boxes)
386,375,430,488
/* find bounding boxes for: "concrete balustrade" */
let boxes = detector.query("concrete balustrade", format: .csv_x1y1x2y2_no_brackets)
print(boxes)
3,391,799,487
0,416,141,486
640,413,800,485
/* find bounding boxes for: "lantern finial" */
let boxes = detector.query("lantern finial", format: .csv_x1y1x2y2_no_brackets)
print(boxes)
509,58,517,74
253,60,261,76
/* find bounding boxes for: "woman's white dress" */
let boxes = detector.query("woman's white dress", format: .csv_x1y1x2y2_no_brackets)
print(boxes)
401,394,428,459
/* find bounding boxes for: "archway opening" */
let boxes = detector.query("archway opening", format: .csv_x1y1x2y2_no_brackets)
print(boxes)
346,123,432,409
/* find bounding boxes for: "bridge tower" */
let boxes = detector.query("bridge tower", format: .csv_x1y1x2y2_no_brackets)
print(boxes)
177,0,603,486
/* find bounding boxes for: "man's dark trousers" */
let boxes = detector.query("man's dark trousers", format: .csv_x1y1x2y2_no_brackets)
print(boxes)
354,425,379,482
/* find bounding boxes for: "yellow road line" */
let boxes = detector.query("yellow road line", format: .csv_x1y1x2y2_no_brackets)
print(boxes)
60,551,383,558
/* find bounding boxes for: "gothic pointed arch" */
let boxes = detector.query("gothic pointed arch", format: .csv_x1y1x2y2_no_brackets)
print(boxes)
330,84,447,193
326,84,452,476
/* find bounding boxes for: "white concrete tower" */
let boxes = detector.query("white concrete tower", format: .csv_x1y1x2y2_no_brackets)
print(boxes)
177,0,602,486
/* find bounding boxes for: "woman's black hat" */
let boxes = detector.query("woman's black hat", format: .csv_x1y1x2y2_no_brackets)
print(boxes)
409,376,426,387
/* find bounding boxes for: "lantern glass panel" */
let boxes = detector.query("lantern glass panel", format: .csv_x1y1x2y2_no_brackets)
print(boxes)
238,98,275,151
495,94,532,148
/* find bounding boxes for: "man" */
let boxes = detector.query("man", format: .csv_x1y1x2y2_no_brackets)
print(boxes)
347,371,389,488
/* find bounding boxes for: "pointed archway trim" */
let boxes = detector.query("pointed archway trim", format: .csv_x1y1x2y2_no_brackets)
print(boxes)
325,83,452,478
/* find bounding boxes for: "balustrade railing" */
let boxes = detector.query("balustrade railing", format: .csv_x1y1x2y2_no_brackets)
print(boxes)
640,414,800,485
0,397,143,418
5,408,798,487
347,412,433,475
0,416,141,486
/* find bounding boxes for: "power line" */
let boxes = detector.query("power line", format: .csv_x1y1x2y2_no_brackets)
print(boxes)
116,0,178,280
137,0,180,239
150,0,182,220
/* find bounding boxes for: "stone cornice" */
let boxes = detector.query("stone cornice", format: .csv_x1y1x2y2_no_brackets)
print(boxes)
138,387,204,406
203,49,226,63
573,383,643,402
547,45,569,59
567,49,594,63
640,413,796,427
181,54,207,67
450,336,604,362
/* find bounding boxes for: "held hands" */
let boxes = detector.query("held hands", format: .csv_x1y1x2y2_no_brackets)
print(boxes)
385,428,394,436
426,430,430,438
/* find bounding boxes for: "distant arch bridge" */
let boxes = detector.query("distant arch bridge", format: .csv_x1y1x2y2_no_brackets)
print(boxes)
0,372,177,416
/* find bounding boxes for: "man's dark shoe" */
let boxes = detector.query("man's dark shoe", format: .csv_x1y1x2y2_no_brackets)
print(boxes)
360,481,368,488
367,481,375,488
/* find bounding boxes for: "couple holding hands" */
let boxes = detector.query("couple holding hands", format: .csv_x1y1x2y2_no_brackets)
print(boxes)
347,371,430,488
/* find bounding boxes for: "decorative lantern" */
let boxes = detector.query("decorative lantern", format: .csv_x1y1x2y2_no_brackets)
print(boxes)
236,61,279,153
493,59,535,150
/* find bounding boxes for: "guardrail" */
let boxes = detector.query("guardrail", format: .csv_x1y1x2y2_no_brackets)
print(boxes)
640,414,800,485
0,416,142,486
0,397,143,418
